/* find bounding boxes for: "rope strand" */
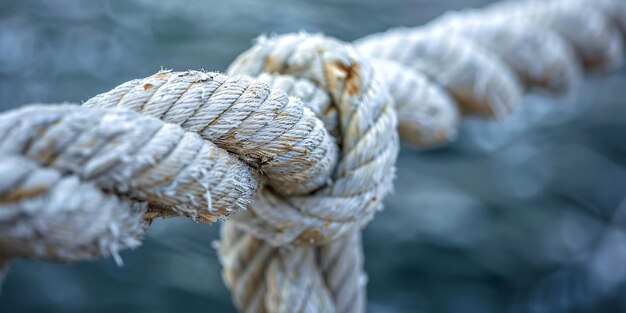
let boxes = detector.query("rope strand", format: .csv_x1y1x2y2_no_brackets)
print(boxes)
218,0,626,312
0,1,624,312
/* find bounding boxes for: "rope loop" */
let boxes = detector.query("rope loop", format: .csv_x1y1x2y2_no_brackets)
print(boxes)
227,33,399,246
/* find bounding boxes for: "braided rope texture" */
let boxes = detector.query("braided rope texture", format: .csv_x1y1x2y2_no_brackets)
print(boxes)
86,71,388,313
0,69,344,261
227,34,399,247
55,53,394,310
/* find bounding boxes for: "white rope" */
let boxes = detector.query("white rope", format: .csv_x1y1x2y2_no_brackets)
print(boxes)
0,104,259,223
356,0,625,148
226,34,399,247
84,71,338,197
217,32,398,313
0,0,624,312
0,67,348,262
218,223,336,313
217,0,626,312
0,154,147,263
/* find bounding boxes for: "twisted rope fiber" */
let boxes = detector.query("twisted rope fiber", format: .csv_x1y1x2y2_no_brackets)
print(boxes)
83,36,400,311
84,71,338,198
0,104,262,261
83,70,379,246
357,0,626,147
217,0,626,312
0,154,147,263
0,68,349,261
0,0,623,312
218,33,399,313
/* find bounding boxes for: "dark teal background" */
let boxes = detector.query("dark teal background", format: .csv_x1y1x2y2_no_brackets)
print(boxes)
1,0,626,312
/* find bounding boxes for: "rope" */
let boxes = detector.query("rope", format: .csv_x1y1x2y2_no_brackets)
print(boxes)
216,0,626,312
218,33,398,312
0,104,260,220
0,0,624,312
226,34,399,246
0,103,262,261
0,66,351,261
84,71,338,198
356,0,625,147
0,154,146,263
73,56,391,308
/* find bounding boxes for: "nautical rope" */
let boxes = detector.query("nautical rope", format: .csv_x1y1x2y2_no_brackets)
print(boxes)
0,104,260,260
356,0,625,147
216,0,626,312
226,34,400,247
218,33,398,313
0,0,624,312
0,66,350,260
0,154,147,263
84,71,338,198
83,36,399,311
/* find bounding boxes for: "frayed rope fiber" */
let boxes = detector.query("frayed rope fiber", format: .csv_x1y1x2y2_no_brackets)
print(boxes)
0,0,625,312
218,0,626,311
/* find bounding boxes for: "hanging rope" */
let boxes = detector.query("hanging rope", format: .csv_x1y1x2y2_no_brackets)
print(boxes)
0,0,624,312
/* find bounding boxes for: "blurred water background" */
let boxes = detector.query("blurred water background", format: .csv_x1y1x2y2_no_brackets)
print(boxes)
1,0,626,312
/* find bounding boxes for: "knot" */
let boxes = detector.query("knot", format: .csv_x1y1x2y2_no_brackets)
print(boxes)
227,33,399,246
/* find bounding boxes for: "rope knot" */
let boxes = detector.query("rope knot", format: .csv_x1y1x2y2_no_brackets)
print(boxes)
227,32,400,246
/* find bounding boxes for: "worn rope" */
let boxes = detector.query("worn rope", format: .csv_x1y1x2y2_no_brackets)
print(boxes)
0,0,624,312
0,153,147,263
0,104,264,261
0,67,350,261
88,71,378,311
84,71,338,198
356,0,626,147
83,35,398,311
217,0,626,312
217,32,398,313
